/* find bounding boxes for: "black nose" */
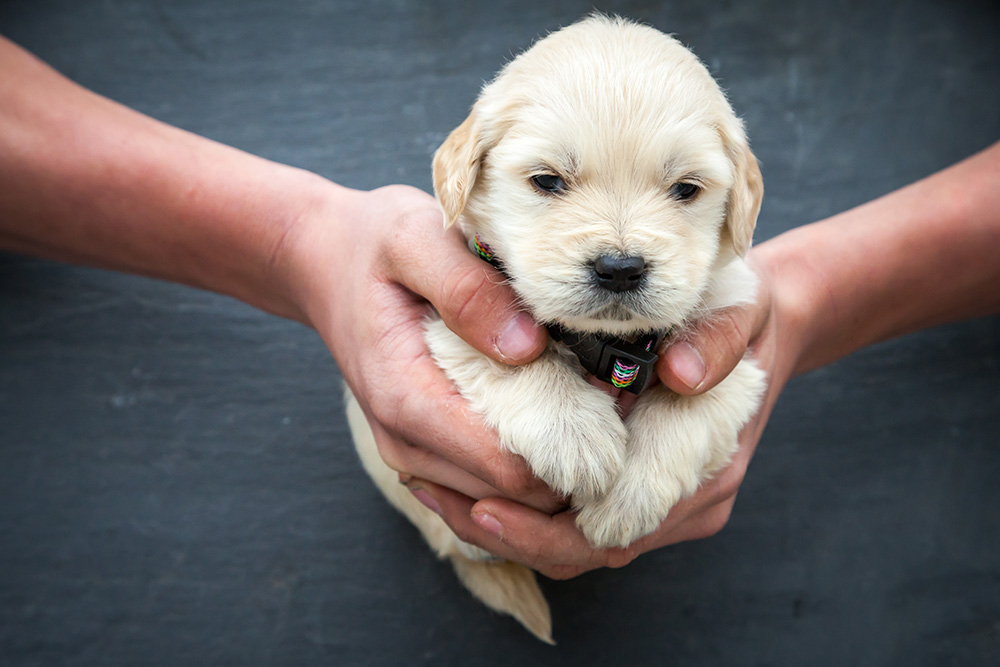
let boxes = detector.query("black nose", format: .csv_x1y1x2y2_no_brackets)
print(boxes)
592,254,647,293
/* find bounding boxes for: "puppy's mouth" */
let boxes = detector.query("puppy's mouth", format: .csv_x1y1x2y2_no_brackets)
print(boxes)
545,286,677,337
583,285,661,320
497,251,683,336
593,303,634,321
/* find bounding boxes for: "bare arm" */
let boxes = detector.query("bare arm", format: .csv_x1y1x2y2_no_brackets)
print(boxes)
0,37,314,321
0,37,557,511
769,141,1000,377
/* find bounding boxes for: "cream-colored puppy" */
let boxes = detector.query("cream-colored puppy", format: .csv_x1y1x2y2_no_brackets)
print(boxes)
347,15,765,642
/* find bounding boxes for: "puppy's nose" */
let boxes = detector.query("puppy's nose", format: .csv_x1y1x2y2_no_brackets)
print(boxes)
592,254,647,292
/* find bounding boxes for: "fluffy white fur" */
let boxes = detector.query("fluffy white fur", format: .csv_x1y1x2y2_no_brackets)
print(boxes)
347,15,766,642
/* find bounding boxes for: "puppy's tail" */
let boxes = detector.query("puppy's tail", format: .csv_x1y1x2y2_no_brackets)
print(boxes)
450,555,554,645
345,386,554,643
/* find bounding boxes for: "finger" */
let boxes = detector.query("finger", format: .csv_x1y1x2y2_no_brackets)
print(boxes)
648,495,738,546
410,480,587,579
354,370,564,513
468,482,734,575
646,463,746,546
636,411,764,550
418,472,738,579
419,481,612,577
367,416,506,501
371,410,568,513
657,302,768,395
344,273,561,511
470,497,599,570
384,215,546,365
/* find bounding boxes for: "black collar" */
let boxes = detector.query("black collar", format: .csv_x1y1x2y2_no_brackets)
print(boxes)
473,235,667,394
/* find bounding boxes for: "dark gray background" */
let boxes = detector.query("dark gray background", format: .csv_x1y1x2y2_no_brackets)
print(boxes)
1,1,998,665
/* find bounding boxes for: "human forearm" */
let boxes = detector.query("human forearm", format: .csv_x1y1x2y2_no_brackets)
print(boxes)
0,36,555,512
759,141,1000,377
0,36,324,322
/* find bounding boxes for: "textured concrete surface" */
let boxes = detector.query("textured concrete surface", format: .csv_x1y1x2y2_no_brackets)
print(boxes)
1,1,998,665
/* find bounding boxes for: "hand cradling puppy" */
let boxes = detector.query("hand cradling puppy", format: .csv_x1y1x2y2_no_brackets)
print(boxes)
347,14,764,643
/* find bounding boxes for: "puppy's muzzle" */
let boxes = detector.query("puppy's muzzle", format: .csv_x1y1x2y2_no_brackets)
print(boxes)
592,254,647,293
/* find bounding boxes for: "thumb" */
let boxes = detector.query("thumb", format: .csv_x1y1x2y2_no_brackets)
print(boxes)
386,203,546,365
434,254,547,365
657,306,760,395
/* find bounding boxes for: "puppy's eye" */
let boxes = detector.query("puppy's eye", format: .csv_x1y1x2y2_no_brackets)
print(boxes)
530,173,567,194
669,182,701,202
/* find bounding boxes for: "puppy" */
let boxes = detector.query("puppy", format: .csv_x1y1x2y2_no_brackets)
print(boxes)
346,15,765,643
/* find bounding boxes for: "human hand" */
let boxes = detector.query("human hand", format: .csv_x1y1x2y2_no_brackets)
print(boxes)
0,31,556,515
282,181,563,513
404,249,807,578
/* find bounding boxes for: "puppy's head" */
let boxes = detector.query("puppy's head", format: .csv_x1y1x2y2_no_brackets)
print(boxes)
434,16,762,336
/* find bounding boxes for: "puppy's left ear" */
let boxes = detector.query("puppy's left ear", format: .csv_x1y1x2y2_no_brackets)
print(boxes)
720,120,763,257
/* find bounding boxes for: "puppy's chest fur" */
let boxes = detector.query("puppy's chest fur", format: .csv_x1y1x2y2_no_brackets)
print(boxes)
351,14,767,643
424,14,768,550
424,250,764,549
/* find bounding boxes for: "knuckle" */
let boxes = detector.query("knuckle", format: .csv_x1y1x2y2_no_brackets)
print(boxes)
367,376,426,452
713,309,753,361
688,309,752,387
394,196,441,235
438,263,496,331
372,435,408,473
715,463,747,501
367,385,404,433
448,517,483,547
381,202,443,270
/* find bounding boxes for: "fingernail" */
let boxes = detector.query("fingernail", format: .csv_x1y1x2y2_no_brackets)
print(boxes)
496,312,540,361
668,341,706,390
473,512,504,540
409,487,442,515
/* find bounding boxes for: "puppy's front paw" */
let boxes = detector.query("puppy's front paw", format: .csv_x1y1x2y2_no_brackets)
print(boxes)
500,388,627,499
575,479,681,549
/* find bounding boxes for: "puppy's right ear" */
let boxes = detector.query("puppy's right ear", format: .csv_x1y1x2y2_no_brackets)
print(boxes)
433,109,489,229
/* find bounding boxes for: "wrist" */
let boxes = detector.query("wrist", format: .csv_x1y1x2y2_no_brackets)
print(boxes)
160,155,332,327
754,143,1000,380
261,171,362,331
751,228,828,380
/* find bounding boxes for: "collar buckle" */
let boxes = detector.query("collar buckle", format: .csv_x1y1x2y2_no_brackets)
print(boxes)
472,234,667,394
547,326,665,395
